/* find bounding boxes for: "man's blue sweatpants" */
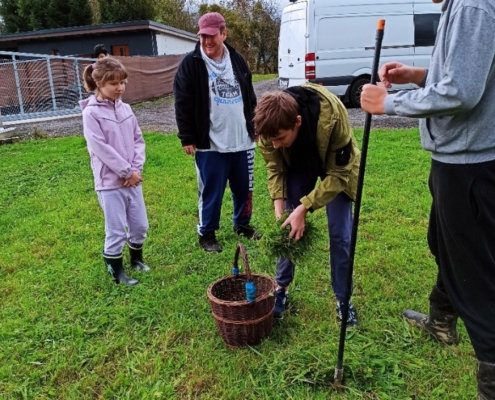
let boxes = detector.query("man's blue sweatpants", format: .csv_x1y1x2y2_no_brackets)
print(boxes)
195,149,254,235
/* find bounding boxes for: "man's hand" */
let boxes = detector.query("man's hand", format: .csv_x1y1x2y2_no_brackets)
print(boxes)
360,84,387,114
124,171,142,187
274,199,284,220
379,62,426,88
281,204,308,241
183,145,196,156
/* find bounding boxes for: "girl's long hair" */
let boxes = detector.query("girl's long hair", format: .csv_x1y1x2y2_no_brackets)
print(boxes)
83,57,128,93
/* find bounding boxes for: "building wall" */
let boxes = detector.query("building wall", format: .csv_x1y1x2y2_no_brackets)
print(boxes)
155,33,196,56
16,32,156,57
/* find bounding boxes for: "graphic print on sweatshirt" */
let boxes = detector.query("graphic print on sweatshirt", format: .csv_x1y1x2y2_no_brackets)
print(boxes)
211,74,243,106
203,70,253,153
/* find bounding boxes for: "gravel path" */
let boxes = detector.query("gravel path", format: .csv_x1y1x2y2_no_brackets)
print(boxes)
8,79,419,139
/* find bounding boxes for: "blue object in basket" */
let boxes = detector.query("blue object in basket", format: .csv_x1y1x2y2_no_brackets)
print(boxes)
245,281,256,302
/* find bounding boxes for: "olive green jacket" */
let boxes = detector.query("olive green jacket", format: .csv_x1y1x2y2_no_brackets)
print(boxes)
258,83,360,211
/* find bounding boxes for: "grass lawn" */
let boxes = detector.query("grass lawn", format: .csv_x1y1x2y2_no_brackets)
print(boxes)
0,128,476,399
252,74,277,83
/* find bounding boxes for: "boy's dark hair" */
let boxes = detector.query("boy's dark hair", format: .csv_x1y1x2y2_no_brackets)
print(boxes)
254,91,299,139
93,44,108,58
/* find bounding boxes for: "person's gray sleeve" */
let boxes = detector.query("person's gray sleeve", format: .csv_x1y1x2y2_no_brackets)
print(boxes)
384,6,495,118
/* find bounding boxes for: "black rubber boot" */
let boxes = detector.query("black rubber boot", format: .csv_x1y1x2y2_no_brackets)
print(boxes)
128,242,150,272
402,306,459,345
103,255,139,286
477,361,495,400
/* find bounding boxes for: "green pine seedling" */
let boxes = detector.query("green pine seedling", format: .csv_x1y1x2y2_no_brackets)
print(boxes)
259,212,320,263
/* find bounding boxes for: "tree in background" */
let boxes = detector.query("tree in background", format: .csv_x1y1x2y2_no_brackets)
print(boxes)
98,0,154,23
251,0,279,73
87,0,99,24
18,0,50,31
47,0,92,29
0,0,30,33
0,0,91,32
154,0,196,33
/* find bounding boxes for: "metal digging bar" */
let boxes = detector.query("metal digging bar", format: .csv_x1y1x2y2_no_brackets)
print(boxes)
334,19,385,387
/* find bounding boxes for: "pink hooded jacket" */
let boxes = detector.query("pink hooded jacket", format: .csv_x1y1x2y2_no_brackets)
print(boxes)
80,95,145,191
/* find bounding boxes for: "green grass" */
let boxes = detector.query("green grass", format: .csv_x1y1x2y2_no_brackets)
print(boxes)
0,129,476,399
252,74,277,82
131,95,175,109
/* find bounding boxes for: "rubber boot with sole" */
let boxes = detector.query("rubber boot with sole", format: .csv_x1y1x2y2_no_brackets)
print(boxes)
477,361,495,400
103,255,139,286
402,306,459,345
128,242,150,272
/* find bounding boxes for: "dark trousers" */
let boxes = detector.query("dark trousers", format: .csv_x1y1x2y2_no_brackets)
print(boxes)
195,149,254,235
428,159,495,363
275,168,353,301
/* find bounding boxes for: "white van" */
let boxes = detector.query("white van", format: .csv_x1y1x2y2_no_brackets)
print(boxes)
278,0,442,107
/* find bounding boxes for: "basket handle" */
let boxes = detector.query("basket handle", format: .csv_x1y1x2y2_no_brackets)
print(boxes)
233,242,252,281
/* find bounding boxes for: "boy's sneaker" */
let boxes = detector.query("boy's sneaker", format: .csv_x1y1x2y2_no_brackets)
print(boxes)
198,232,222,253
234,224,262,240
336,300,358,327
274,288,288,319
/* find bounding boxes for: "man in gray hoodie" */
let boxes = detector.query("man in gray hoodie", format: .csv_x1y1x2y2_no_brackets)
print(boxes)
361,0,495,398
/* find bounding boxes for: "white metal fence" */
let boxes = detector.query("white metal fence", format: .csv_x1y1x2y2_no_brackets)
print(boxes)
0,51,92,122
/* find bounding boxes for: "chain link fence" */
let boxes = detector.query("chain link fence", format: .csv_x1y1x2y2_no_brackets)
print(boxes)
0,51,184,125
0,51,92,123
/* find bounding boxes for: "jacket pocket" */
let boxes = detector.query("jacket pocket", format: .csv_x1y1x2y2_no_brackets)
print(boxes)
335,140,352,166
425,118,435,141
90,156,104,186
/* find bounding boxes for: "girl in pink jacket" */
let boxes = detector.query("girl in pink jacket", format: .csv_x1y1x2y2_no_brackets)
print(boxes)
80,57,150,286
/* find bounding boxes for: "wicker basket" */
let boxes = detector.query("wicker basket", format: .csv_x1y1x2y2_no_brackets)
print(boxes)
207,243,277,348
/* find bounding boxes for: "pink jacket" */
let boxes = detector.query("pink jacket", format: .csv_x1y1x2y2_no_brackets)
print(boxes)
80,95,145,191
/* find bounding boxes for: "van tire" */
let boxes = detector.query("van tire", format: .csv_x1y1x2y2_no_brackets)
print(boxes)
349,77,370,108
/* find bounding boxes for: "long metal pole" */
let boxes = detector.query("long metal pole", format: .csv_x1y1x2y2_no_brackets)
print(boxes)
12,55,25,116
334,19,385,387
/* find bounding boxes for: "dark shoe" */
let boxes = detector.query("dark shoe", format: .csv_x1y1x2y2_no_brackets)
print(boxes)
234,224,262,240
478,361,495,400
103,255,139,286
199,232,222,253
274,288,288,319
402,308,459,345
336,300,358,327
128,242,151,272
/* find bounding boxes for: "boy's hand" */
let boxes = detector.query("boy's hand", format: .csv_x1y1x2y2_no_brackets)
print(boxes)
124,171,142,187
281,204,308,241
274,199,284,220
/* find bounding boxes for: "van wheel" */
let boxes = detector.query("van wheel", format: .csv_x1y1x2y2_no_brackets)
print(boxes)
349,77,370,108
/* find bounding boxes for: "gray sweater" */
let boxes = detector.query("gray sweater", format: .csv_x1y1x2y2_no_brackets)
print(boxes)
384,0,495,164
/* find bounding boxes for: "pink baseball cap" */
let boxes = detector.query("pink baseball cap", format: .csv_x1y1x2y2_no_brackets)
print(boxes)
197,12,226,35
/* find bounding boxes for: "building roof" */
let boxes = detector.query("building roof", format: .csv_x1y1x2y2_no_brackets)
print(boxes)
0,20,197,43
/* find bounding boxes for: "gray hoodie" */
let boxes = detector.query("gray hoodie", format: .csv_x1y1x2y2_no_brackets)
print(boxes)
384,0,495,164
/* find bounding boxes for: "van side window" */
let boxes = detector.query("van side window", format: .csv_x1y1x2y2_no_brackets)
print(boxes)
414,13,440,47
